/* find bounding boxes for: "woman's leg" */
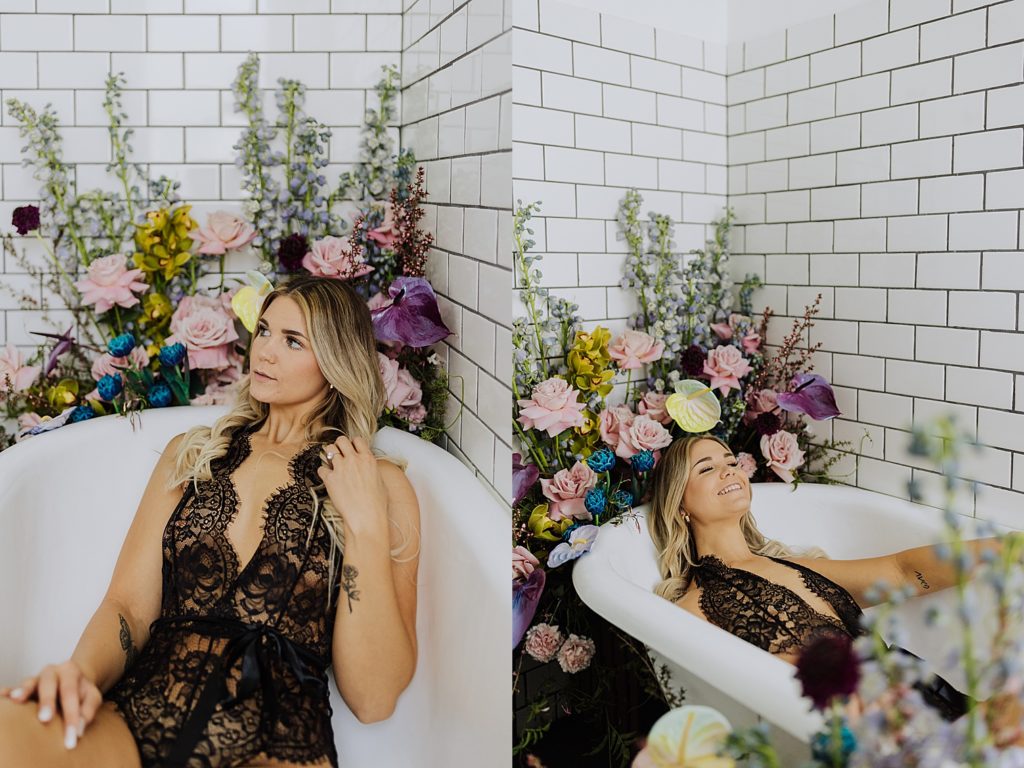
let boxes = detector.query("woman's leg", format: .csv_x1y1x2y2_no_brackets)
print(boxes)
0,698,142,768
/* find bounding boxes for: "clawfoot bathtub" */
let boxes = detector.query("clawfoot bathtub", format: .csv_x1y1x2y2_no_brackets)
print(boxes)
0,405,507,768
573,481,1014,760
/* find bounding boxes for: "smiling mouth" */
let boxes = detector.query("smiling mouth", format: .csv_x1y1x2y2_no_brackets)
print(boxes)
718,483,742,496
254,371,275,380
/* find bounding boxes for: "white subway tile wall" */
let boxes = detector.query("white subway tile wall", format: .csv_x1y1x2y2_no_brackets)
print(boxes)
731,0,1024,523
0,0,509,505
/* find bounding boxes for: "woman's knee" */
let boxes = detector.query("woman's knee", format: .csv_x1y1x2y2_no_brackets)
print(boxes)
0,696,62,765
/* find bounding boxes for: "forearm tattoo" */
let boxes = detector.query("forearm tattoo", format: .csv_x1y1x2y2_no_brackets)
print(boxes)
341,565,360,613
915,569,931,590
118,613,139,671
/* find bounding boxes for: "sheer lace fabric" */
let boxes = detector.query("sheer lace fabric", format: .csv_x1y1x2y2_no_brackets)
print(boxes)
692,554,865,656
107,424,342,768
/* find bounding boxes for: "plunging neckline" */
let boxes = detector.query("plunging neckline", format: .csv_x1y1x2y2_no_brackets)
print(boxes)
696,553,847,629
222,428,323,586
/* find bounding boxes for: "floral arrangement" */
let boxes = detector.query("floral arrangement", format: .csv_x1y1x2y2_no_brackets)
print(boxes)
632,415,1024,767
512,190,855,764
0,56,455,451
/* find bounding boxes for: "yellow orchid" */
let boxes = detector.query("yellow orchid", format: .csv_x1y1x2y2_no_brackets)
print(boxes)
133,205,198,282
527,503,574,542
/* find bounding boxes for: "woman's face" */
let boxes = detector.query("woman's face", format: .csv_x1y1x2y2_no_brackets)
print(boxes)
249,296,328,405
680,438,750,523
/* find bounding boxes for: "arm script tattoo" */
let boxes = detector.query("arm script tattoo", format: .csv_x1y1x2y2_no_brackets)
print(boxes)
118,613,139,671
914,569,931,590
341,565,360,613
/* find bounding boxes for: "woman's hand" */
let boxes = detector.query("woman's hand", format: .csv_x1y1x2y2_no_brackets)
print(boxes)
0,660,103,748
318,435,390,541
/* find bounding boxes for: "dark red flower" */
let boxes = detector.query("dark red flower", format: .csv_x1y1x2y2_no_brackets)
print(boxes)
795,631,861,711
277,232,308,272
12,205,40,236
754,412,781,436
680,344,706,376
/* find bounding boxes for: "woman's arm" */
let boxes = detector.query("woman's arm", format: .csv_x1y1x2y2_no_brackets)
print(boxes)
321,440,419,723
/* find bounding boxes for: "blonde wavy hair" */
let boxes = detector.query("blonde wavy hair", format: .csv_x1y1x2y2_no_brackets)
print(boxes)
166,274,416,606
648,433,824,603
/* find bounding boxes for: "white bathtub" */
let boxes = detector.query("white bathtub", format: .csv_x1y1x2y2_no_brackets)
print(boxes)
573,481,1014,760
0,405,507,768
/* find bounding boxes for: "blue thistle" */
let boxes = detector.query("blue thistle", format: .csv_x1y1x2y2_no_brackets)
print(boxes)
586,447,615,473
630,450,655,472
107,333,135,358
68,405,96,423
159,342,186,367
584,488,607,516
811,723,856,766
97,374,123,401
610,489,634,509
147,382,173,408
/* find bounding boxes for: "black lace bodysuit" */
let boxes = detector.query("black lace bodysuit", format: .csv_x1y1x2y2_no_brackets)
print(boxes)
106,423,342,767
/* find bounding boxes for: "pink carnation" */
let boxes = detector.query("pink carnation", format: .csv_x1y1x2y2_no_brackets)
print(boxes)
608,330,664,370
702,345,753,396
91,346,151,382
618,414,672,460
556,633,596,674
523,623,564,663
73,254,148,314
0,343,41,395
637,391,672,425
760,430,805,483
165,294,239,370
736,452,757,479
193,211,256,255
513,546,540,580
302,235,373,279
598,404,635,449
516,377,586,438
541,461,598,522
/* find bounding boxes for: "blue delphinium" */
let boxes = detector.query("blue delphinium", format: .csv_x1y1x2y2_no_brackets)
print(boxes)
107,333,135,358
585,447,615,473
147,382,173,408
67,405,96,423
159,342,186,367
97,374,124,401
584,488,606,516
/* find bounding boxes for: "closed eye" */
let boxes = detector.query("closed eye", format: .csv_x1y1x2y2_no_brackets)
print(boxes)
257,326,303,349
701,462,739,473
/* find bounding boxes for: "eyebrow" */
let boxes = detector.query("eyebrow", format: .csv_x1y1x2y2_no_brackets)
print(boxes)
694,452,735,466
257,319,307,340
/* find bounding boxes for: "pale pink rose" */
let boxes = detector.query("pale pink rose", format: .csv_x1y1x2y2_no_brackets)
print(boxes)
73,254,148,314
165,294,240,371
556,633,596,674
395,370,424,421
541,461,598,522
366,203,397,249
608,329,665,370
741,332,761,355
189,378,241,406
219,286,240,318
193,211,257,255
618,414,673,460
516,377,587,438
637,391,672,425
523,623,564,663
402,403,427,426
760,430,805,483
0,344,41,395
513,546,540,580
710,322,733,340
302,236,373,279
736,452,757,479
91,346,151,382
598,404,635,449
702,345,753,396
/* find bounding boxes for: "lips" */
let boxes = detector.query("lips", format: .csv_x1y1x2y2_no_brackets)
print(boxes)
253,370,275,381
717,482,742,496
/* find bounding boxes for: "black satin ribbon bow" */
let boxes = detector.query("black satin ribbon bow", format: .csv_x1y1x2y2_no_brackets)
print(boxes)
150,614,329,768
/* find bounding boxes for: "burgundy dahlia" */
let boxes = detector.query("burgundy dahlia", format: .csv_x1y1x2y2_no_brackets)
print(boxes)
754,412,781,436
12,205,40,236
680,344,706,376
795,631,861,711
277,232,308,272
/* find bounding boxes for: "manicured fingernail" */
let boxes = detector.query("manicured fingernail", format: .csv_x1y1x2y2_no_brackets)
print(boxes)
10,688,22,698
65,724,77,749
78,717,85,737
38,705,52,722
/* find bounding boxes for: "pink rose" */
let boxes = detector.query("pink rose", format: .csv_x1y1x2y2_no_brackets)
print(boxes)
366,203,397,249
702,345,753,396
91,346,151,382
378,352,422,412
0,343,41,395
402,403,427,426
760,430,805,483
513,546,540,580
608,330,665,370
556,633,596,674
516,377,586,438
302,235,373,279
637,391,672,425
524,623,564,663
743,388,779,425
165,294,239,370
742,332,761,355
541,461,598,522
219,286,240,317
73,254,148,314
736,452,757,479
395,369,424,415
598,404,635,448
618,414,672,460
193,211,257,255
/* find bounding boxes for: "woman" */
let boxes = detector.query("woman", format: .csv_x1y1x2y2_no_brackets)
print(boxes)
0,274,420,767
647,432,1015,722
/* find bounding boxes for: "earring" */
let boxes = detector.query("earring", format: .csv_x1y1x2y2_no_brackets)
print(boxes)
684,513,691,523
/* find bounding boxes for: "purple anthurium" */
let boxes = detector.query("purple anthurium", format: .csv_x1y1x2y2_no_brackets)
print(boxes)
370,276,452,347
513,568,546,649
29,325,75,376
776,373,841,420
512,452,540,506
